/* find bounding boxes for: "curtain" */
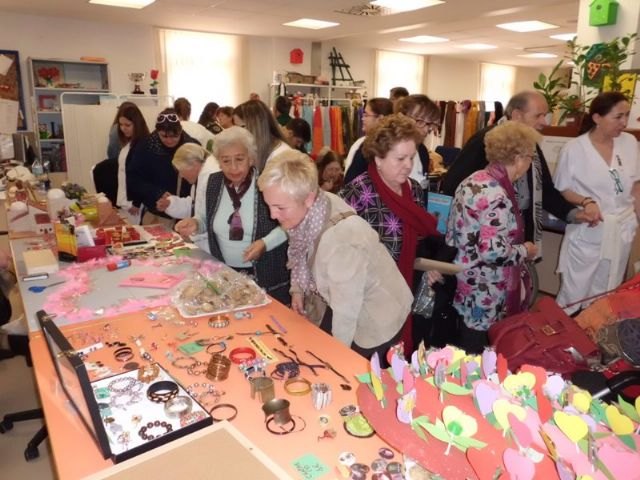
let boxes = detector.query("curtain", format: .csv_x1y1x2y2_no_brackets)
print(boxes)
479,63,515,111
374,50,424,98
157,28,247,119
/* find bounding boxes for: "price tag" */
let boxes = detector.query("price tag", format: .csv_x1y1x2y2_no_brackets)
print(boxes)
178,342,203,356
291,453,330,480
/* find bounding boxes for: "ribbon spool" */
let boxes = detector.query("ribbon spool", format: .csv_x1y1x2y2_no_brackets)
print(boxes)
250,376,275,403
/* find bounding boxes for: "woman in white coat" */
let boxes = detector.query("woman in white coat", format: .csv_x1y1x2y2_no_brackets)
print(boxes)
554,92,640,314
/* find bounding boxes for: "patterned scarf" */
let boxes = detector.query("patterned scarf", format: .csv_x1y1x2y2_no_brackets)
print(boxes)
224,168,253,241
485,162,531,316
287,191,329,294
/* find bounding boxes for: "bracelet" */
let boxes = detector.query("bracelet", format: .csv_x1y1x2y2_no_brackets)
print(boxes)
271,362,300,380
208,315,230,329
137,364,160,384
311,383,332,410
172,356,199,369
208,403,238,422
147,381,179,403
108,376,141,395
186,361,208,376
206,342,227,355
229,347,257,364
164,395,193,418
206,353,231,381
284,376,312,396
580,197,593,207
113,347,134,363
138,420,173,441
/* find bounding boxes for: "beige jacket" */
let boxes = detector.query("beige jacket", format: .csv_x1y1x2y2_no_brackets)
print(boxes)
312,193,413,349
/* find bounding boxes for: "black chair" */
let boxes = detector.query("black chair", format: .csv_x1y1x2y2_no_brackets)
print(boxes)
92,157,119,206
0,230,48,460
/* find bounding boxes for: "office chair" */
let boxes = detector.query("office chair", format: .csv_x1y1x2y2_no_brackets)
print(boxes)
92,157,119,205
0,228,48,461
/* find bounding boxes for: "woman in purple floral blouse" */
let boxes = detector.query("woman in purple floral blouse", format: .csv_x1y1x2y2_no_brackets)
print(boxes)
446,121,539,353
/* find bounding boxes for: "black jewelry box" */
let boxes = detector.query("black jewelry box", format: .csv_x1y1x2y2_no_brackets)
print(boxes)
37,310,213,463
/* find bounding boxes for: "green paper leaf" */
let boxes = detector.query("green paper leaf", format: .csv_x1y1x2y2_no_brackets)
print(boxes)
173,247,192,257
523,394,538,410
423,422,451,444
441,381,472,396
356,373,371,384
396,383,404,395
617,395,640,423
590,400,606,423
447,359,462,375
619,434,637,451
592,431,612,440
455,436,488,450
426,376,435,386
485,412,499,428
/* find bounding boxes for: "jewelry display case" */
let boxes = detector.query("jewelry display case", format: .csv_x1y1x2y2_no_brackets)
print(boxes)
37,310,212,463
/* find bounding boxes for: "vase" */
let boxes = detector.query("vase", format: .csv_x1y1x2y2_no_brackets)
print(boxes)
149,88,158,95
46,79,54,87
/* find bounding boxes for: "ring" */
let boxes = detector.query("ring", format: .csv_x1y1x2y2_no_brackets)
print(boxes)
206,342,227,355
208,403,238,422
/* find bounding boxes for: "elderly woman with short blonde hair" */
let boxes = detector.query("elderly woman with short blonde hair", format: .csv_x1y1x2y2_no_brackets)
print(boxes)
258,150,412,361
446,121,540,353
175,126,289,304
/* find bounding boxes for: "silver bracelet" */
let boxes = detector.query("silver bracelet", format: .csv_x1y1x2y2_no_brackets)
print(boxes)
164,395,193,419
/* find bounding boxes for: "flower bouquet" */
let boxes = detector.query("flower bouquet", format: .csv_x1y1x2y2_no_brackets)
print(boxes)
149,69,159,95
37,66,60,87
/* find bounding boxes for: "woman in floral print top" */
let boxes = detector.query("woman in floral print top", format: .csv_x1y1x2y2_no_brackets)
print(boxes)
446,121,539,353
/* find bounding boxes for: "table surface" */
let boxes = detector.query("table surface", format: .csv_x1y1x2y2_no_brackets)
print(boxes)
17,235,403,480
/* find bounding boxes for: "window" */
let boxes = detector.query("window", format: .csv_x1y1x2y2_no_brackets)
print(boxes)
374,50,424,98
479,62,515,109
157,28,246,119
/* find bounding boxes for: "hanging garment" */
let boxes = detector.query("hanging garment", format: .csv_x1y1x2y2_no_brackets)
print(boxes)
463,101,479,145
312,106,323,156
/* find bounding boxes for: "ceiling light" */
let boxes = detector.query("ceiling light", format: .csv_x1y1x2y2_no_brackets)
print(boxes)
460,43,497,50
550,33,577,41
89,0,155,8
283,18,340,30
399,35,449,44
497,21,558,33
371,0,445,14
518,53,558,59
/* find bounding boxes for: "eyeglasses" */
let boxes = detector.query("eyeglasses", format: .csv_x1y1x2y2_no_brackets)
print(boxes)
156,113,179,123
609,168,624,194
158,131,180,139
408,115,440,132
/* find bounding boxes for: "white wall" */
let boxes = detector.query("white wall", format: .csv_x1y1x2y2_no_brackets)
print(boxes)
515,66,547,94
0,11,156,130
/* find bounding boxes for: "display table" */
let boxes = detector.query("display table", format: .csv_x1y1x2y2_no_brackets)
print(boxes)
30,302,396,479
12,234,403,479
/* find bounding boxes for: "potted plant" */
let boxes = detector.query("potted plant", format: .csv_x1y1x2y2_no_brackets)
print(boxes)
533,60,568,114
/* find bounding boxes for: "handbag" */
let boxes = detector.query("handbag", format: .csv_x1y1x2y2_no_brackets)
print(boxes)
488,296,600,376
412,272,435,318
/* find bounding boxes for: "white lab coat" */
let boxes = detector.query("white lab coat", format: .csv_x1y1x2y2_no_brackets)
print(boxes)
553,132,639,313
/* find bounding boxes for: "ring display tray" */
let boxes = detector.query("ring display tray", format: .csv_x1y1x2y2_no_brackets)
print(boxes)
37,310,212,463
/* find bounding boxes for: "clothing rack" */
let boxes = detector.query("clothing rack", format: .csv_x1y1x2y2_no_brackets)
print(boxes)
433,99,504,149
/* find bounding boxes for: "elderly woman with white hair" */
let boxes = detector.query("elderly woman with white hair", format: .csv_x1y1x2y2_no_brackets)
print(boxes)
175,126,290,304
258,150,412,360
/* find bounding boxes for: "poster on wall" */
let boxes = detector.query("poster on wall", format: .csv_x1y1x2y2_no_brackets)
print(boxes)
0,50,27,131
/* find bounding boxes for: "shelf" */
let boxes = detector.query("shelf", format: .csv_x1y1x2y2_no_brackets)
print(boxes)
37,110,62,115
35,87,110,93
40,139,65,143
269,82,365,89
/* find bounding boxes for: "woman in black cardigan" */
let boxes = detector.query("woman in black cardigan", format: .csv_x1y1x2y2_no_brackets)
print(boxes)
175,126,290,305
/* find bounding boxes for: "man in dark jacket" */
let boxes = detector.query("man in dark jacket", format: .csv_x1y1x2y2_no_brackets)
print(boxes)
441,91,597,251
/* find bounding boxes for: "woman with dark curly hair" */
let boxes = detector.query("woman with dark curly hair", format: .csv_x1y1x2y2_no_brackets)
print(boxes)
340,114,439,353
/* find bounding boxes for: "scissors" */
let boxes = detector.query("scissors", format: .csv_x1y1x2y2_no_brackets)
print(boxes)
273,347,325,376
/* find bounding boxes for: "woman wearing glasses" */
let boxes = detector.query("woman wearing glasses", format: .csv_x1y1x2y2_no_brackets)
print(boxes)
343,97,393,183
340,114,439,353
554,92,640,314
127,108,198,225
447,121,539,353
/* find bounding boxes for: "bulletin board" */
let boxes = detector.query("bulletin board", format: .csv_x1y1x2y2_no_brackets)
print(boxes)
0,49,27,131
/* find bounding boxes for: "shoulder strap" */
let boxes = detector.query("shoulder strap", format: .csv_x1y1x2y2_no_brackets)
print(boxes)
308,210,356,268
